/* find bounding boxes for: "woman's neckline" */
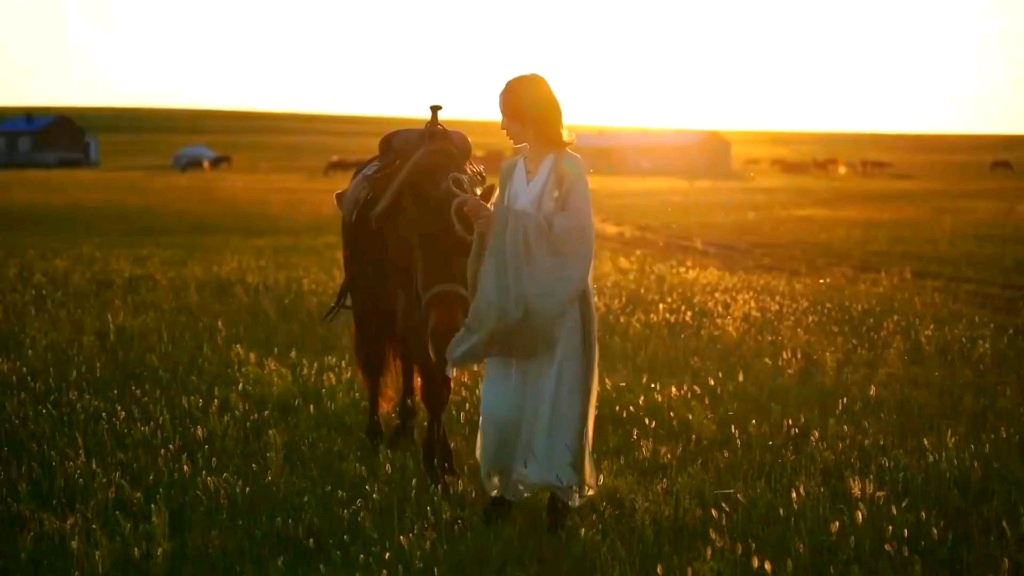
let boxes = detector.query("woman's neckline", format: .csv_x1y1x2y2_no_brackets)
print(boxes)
521,151,555,186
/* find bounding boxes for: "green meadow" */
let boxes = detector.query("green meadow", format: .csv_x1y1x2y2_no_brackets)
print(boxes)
1,107,1022,574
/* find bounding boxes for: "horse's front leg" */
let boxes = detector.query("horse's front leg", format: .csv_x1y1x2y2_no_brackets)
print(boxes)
410,339,455,487
426,348,457,480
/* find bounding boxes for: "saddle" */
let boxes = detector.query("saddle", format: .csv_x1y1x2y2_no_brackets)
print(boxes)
378,126,473,167
333,157,381,227
334,106,476,224
374,105,475,179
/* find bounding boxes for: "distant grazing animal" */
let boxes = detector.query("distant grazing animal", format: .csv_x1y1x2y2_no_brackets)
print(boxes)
836,161,858,175
324,105,495,487
860,160,894,175
209,155,232,170
324,155,369,176
811,157,840,173
990,159,1015,173
772,159,812,174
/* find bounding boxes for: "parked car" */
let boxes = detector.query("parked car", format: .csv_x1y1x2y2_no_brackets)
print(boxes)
172,145,232,172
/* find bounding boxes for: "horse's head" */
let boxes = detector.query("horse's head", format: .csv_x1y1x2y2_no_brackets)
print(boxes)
367,109,496,365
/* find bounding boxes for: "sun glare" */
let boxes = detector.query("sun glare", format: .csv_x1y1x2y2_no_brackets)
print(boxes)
2,0,1023,133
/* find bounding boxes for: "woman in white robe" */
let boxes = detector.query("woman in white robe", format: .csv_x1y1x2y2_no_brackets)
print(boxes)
446,74,599,533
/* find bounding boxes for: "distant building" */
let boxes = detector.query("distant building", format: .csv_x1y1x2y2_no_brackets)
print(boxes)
573,129,731,178
0,114,100,168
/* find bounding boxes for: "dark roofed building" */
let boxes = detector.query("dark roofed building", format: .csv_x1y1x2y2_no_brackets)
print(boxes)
0,113,100,168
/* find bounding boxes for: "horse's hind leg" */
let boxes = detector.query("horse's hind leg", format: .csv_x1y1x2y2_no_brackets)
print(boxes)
365,379,384,448
389,341,417,447
354,315,386,448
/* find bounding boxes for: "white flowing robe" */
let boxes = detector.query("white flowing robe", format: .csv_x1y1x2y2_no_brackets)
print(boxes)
446,149,599,507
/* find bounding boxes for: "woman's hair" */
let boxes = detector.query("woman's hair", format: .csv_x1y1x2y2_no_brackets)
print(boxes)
500,74,575,149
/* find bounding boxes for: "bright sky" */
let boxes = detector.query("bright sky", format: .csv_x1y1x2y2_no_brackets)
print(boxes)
2,0,1023,134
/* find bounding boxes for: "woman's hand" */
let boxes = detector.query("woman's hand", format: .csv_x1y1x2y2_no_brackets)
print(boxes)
461,196,495,234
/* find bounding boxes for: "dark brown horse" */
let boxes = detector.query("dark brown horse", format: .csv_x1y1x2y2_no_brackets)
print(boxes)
990,159,1015,172
325,105,495,486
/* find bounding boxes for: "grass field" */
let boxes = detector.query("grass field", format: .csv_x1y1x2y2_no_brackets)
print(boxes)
1,107,1023,574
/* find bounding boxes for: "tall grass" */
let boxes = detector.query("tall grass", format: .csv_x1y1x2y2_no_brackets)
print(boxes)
1,109,1022,574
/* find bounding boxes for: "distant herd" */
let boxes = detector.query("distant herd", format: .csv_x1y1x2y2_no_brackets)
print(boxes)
742,157,897,176
323,149,507,178
742,157,1015,175
181,148,1016,179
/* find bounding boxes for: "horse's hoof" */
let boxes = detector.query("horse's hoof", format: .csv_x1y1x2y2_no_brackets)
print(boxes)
437,478,453,498
387,425,415,448
423,466,447,493
365,421,384,448
546,494,571,534
442,463,459,479
484,496,514,526
439,450,458,478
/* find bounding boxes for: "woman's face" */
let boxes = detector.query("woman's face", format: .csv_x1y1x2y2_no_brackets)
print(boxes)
499,93,530,147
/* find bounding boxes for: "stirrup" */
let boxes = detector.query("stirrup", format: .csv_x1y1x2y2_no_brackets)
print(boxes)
322,278,352,323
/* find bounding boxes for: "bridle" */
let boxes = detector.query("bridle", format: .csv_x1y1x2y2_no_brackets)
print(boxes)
447,172,482,241
414,238,471,318
373,145,484,321
414,165,484,320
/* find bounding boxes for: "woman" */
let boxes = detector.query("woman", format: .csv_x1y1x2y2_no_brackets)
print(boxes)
446,73,599,533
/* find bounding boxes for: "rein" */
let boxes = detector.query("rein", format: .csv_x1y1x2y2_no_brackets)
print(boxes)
406,157,483,318
447,172,480,241
413,234,471,320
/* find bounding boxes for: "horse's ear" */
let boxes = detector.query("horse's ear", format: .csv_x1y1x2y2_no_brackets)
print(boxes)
479,183,497,204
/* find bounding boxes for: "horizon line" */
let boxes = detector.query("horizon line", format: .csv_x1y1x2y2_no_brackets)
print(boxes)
1,103,1022,138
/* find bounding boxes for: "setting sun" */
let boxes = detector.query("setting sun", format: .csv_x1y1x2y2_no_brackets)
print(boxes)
3,0,1023,134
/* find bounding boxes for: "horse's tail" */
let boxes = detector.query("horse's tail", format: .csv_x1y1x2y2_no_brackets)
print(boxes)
350,298,403,412
342,215,404,413
378,338,403,413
